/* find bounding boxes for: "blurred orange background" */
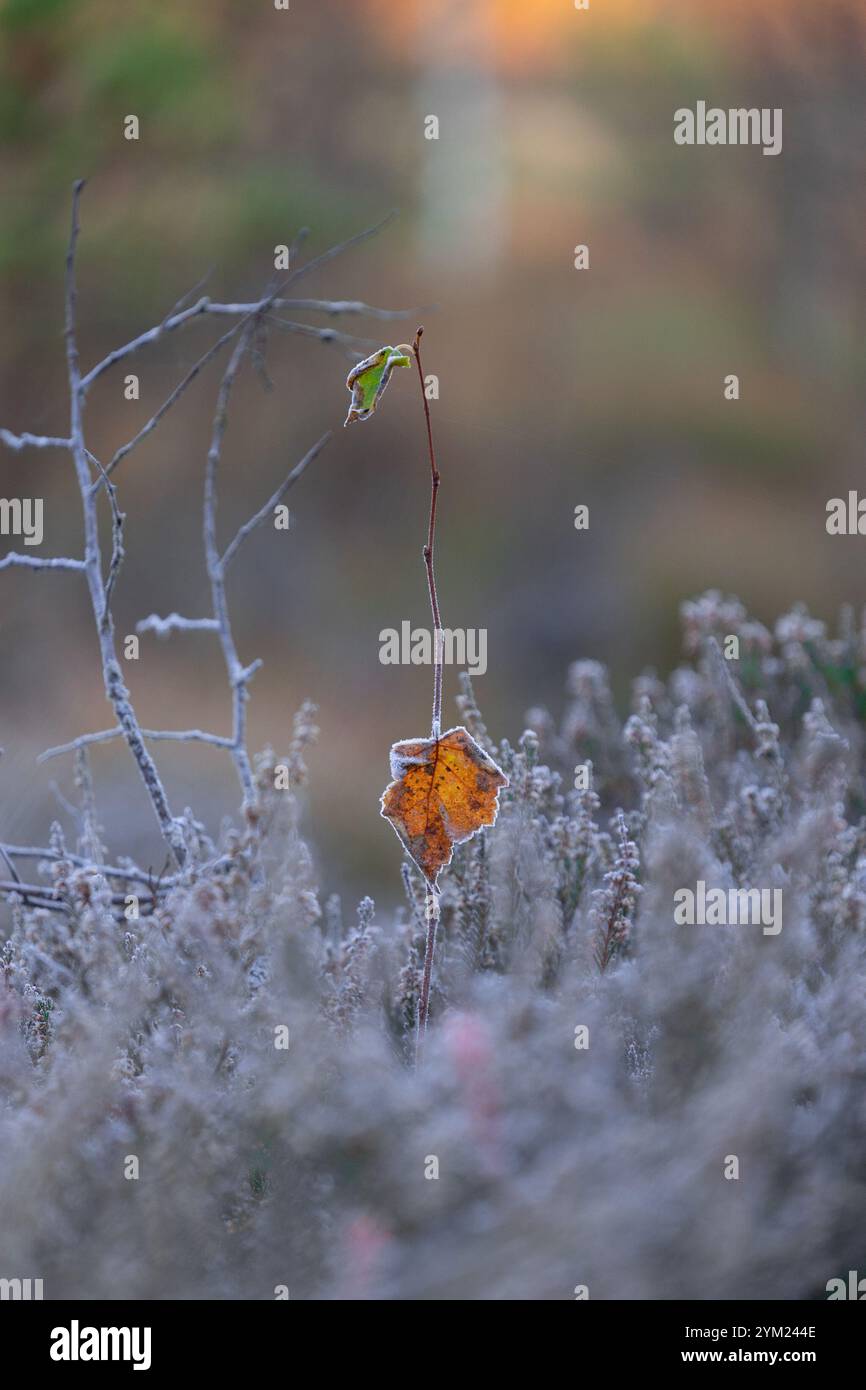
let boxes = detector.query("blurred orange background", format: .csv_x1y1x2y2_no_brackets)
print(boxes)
1,0,865,904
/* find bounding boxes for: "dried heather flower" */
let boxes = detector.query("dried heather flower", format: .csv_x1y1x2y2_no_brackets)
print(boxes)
591,810,641,972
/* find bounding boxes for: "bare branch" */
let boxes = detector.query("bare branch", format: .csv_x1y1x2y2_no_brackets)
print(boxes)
85,450,125,615
0,430,72,452
266,316,383,353
275,298,409,319
0,553,85,573
78,212,400,392
250,315,275,392
142,728,234,748
203,325,260,803
38,727,234,763
287,226,310,265
95,320,244,485
104,509,125,613
0,844,22,884
0,881,65,913
49,781,84,828
281,210,398,288
222,430,331,568
80,298,214,390
0,880,162,915
0,842,178,888
76,296,307,388
3,187,399,867
239,658,263,684
136,612,220,637
162,265,216,321
63,179,187,867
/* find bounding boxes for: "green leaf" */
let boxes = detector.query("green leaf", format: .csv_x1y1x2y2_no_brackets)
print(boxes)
344,345,411,426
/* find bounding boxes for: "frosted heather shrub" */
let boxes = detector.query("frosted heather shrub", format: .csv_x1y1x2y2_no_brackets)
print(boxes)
2,591,865,1300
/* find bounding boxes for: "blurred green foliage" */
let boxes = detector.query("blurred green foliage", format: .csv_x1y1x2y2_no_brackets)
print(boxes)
0,0,369,301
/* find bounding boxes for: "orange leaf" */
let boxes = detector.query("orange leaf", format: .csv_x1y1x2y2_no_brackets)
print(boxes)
380,726,508,888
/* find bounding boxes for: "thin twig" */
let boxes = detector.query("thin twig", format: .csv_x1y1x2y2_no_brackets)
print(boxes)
279,211,398,290
0,881,161,914
0,844,22,884
221,430,331,568
95,320,245,486
203,326,261,803
79,213,400,393
38,728,234,763
73,745,103,866
409,326,444,1060
707,636,783,769
162,266,216,322
411,326,443,739
49,782,84,828
287,227,310,265
0,431,72,452
708,637,758,733
81,297,223,390
0,842,178,887
266,316,383,353
85,450,125,616
136,613,220,637
0,881,65,913
0,554,85,573
276,298,410,319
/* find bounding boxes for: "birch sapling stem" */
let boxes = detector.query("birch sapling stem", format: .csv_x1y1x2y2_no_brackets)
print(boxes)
410,326,442,1056
412,327,442,740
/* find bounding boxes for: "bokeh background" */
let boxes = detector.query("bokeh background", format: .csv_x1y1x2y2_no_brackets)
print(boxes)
1,0,865,908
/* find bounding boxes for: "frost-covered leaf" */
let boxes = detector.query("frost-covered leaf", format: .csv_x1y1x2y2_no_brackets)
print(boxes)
380,726,508,887
343,345,412,426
